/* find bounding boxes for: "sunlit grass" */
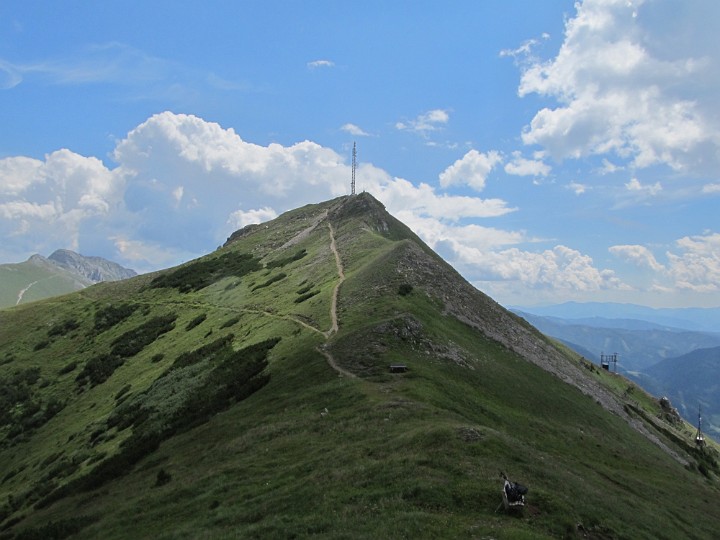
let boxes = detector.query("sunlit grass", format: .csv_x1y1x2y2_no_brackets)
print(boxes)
1,195,718,539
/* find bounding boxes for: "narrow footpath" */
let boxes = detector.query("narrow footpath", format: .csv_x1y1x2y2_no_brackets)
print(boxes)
318,220,356,378
325,222,344,337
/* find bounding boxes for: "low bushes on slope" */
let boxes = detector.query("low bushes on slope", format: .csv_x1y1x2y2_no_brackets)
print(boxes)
37,336,278,509
93,303,138,334
265,248,307,269
76,314,177,388
149,251,261,292
0,368,65,449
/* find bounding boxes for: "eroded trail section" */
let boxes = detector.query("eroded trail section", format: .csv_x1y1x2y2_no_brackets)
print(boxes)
280,210,329,250
316,345,355,379
325,222,344,337
16,280,39,305
319,221,356,378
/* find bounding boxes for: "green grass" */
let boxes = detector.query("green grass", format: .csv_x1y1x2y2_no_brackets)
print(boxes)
0,262,89,309
1,194,719,539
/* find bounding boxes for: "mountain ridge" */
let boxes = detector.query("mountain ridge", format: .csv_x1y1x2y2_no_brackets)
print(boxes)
513,301,720,333
513,310,720,372
1,193,718,539
47,249,137,283
632,346,720,439
0,250,136,309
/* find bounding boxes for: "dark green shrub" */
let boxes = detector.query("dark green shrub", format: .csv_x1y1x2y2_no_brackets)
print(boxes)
0,368,64,447
295,291,319,303
14,516,97,540
154,468,172,487
251,272,287,291
0,353,15,366
168,338,276,431
150,353,165,363
185,313,207,331
33,340,50,351
265,249,307,269
296,284,313,295
47,318,80,338
398,283,413,296
58,361,77,375
115,384,132,401
38,338,277,509
165,335,234,374
43,397,64,421
220,316,241,329
0,370,40,431
110,314,177,358
93,303,138,333
149,251,261,292
75,354,124,387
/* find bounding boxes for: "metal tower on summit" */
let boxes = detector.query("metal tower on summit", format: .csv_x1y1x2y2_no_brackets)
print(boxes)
351,142,357,196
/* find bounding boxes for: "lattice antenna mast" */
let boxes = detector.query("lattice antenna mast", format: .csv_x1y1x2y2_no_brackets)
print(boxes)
351,142,357,196
600,352,618,373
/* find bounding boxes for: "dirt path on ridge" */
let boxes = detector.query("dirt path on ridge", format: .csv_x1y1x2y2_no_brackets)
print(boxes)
139,217,354,379
325,222,344,337
318,220,356,378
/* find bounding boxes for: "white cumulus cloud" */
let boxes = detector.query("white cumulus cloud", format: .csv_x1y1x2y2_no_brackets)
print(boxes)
463,244,625,292
0,112,520,275
516,0,720,175
227,207,278,229
396,109,450,135
610,232,720,293
307,59,335,69
439,149,503,191
667,232,720,292
609,244,665,272
567,181,588,195
504,151,551,177
0,149,123,260
625,177,662,196
340,123,370,137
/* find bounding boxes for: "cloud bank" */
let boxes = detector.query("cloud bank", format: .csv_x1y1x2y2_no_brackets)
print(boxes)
3,106,712,305
517,0,720,176
0,111,627,300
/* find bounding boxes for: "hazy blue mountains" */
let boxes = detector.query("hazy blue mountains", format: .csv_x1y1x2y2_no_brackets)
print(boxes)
512,303,720,441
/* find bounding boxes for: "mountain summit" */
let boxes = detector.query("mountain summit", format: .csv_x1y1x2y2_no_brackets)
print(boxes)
47,249,137,283
0,250,136,308
1,193,718,538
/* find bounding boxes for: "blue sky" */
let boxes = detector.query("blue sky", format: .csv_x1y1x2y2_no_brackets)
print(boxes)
1,0,719,309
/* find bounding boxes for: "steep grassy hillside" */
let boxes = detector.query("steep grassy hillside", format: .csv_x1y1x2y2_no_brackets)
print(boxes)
1,194,719,539
0,258,91,308
0,251,136,309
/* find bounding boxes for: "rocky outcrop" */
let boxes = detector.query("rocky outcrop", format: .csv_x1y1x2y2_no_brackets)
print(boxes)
47,249,137,283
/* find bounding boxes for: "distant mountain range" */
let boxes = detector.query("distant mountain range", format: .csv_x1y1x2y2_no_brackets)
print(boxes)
512,311,720,372
0,249,136,308
512,303,720,439
632,346,720,440
512,301,720,333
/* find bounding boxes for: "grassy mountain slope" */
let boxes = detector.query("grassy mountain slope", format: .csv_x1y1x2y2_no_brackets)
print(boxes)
0,258,91,308
1,194,719,539
0,251,136,309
